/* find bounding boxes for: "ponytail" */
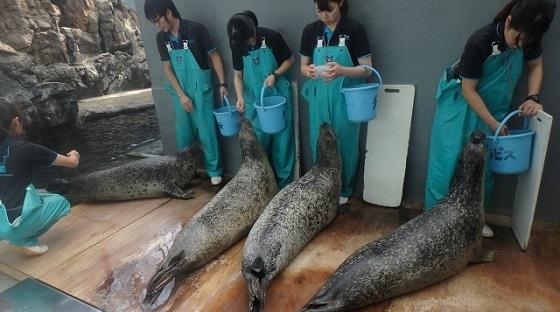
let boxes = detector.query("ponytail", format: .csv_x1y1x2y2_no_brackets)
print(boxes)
0,102,20,141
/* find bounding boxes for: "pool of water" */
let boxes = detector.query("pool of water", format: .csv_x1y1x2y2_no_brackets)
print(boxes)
33,108,160,189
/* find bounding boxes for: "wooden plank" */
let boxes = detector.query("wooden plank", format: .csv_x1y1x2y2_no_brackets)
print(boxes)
0,197,170,278
40,187,215,311
0,262,29,282
363,85,415,207
512,111,553,250
26,194,560,312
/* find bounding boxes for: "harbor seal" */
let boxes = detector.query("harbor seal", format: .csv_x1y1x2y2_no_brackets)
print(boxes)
143,118,278,304
300,131,495,312
242,123,341,312
63,144,198,202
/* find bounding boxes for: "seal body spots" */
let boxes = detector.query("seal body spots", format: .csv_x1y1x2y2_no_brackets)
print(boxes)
69,144,198,201
144,118,278,304
301,131,489,312
243,123,341,312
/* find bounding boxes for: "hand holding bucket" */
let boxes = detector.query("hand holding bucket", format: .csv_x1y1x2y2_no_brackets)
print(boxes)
340,65,383,123
213,96,241,137
253,84,287,134
486,109,535,174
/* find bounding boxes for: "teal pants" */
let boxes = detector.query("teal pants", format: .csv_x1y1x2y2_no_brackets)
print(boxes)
1,186,71,247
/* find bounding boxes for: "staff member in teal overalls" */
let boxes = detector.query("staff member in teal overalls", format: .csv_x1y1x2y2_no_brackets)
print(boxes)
425,0,556,237
227,11,296,188
144,0,227,185
0,103,80,256
300,0,372,204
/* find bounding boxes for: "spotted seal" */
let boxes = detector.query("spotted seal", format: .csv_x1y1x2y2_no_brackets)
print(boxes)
64,144,198,202
143,118,278,304
242,123,341,312
301,131,495,312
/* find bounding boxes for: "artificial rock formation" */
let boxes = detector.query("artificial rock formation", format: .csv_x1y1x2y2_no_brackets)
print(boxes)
0,0,150,139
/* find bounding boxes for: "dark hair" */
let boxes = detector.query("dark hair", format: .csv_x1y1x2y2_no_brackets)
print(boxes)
0,102,20,141
144,0,181,22
227,11,259,56
315,0,349,16
494,0,556,46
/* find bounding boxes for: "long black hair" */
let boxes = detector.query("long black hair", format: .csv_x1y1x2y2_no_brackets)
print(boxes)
227,10,259,57
315,0,349,16
0,102,20,141
144,0,181,22
494,0,556,47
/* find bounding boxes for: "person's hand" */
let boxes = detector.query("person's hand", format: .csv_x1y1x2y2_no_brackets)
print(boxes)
264,74,276,87
67,150,80,168
219,85,228,98
236,98,245,113
518,99,542,116
179,93,193,112
490,120,508,136
322,62,343,82
305,64,317,80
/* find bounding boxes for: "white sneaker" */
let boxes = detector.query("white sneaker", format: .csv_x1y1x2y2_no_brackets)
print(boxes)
339,196,349,205
210,176,223,186
12,244,49,256
482,224,494,238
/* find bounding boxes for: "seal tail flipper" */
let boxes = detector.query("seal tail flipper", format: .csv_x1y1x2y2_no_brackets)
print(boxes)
244,256,267,312
300,288,345,312
299,299,346,312
143,265,177,305
143,251,184,305
176,143,200,161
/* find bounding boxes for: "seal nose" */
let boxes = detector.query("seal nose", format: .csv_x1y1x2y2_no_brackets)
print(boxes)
471,131,485,144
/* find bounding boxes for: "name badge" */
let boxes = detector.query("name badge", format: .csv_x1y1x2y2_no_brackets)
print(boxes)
317,36,324,48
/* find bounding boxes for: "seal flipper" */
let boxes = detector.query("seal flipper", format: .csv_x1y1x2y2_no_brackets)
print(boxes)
165,181,194,199
144,251,185,305
300,299,346,312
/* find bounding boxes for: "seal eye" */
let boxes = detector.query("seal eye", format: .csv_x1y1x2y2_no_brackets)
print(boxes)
470,131,485,144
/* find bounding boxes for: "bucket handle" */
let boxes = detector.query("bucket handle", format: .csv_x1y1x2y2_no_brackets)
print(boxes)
222,96,235,114
492,109,529,143
258,84,279,112
340,65,383,93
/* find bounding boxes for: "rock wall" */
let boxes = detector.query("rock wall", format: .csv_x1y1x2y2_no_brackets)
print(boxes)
0,0,150,139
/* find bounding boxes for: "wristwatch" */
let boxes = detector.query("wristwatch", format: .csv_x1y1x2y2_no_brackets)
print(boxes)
271,72,280,79
525,94,540,103
219,82,227,88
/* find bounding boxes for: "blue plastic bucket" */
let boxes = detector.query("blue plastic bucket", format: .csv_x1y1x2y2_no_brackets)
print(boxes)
341,65,382,123
213,96,240,137
254,84,286,134
487,109,535,174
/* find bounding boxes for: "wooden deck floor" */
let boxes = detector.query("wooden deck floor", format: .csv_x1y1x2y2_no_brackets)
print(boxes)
0,181,558,312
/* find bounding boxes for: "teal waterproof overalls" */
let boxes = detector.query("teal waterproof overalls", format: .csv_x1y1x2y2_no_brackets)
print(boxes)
242,37,295,188
302,32,365,198
425,45,524,209
0,184,70,247
164,34,221,177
